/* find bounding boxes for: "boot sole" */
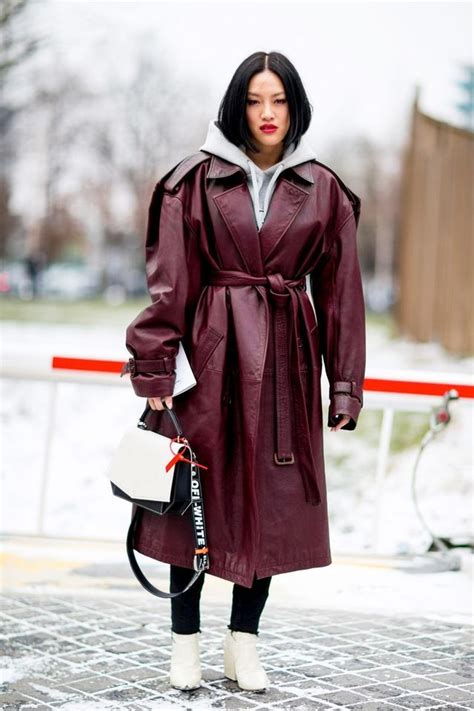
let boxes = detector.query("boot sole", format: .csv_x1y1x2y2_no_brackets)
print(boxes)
170,683,201,691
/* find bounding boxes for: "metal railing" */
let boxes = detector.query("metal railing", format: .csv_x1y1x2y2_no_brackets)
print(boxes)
1,354,472,553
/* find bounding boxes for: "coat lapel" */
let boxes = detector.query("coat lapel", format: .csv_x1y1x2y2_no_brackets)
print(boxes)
208,154,313,272
212,181,265,274
258,178,310,262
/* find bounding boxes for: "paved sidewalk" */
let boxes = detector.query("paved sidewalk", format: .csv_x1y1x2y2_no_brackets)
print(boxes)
1,588,473,710
1,536,473,710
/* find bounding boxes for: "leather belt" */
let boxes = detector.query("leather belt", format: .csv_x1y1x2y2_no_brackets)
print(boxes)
206,269,317,491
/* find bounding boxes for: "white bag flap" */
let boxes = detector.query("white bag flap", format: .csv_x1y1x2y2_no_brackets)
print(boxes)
106,427,178,501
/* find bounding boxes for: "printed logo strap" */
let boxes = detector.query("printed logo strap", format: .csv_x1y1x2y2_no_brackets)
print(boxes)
126,431,210,599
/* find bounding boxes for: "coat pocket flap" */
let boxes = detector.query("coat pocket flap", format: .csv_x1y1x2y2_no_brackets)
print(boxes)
192,325,225,378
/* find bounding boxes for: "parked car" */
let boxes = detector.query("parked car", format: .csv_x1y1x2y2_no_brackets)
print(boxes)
38,263,102,299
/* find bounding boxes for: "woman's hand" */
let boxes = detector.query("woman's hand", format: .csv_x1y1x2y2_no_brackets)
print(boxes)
148,395,173,411
330,413,351,432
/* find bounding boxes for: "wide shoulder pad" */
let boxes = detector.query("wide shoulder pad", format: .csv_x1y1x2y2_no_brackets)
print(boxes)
311,159,361,227
161,150,210,192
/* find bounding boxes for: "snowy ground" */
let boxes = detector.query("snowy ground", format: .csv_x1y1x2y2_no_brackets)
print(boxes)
1,317,472,558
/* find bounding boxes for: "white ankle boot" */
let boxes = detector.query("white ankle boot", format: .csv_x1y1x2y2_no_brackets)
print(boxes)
169,630,202,690
223,628,270,691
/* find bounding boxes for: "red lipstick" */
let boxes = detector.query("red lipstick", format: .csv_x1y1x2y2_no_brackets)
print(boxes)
260,124,277,134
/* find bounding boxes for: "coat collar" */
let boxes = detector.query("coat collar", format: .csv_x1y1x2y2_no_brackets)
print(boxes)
211,162,312,269
205,153,315,185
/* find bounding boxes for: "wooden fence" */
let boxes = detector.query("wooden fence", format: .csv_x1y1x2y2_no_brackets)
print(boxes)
396,88,473,356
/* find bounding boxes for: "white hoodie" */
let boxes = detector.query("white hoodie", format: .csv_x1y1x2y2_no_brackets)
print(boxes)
199,119,318,230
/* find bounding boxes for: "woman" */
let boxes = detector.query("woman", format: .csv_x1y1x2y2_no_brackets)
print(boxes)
124,50,366,692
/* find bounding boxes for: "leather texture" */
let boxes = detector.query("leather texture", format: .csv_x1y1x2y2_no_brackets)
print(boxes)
124,152,366,588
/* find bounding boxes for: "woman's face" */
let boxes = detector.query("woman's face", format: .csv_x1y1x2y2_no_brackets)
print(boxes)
245,70,290,151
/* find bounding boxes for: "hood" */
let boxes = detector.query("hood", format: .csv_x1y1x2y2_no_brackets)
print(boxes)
199,118,317,229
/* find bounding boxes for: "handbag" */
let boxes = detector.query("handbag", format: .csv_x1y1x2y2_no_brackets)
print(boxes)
107,399,210,598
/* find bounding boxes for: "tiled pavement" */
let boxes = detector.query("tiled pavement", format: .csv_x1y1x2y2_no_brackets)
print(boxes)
1,589,473,710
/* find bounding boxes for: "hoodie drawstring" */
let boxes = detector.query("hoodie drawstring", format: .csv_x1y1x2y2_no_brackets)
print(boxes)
247,160,260,227
262,163,285,220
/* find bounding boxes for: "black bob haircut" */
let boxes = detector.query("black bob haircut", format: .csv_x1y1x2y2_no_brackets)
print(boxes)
217,51,313,154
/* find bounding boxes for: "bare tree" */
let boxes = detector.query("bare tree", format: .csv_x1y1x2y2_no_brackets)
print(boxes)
37,197,87,263
25,65,97,263
89,47,211,254
0,0,42,84
0,0,43,259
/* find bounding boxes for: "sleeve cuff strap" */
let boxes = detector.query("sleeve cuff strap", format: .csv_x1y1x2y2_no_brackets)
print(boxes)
121,356,176,377
330,380,363,404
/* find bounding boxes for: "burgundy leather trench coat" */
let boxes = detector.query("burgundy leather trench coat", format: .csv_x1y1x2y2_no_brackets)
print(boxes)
123,149,366,588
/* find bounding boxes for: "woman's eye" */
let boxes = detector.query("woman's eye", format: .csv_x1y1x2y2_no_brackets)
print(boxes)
246,99,286,105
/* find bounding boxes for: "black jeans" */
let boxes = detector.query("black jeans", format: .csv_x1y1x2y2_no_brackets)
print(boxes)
170,563,272,636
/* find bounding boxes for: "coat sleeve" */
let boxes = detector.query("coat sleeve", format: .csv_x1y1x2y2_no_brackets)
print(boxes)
123,179,204,398
310,192,366,430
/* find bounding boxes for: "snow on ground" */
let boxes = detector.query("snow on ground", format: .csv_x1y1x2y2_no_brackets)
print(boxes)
1,318,472,557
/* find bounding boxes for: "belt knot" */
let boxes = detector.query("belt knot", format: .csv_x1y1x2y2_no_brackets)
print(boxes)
266,273,290,307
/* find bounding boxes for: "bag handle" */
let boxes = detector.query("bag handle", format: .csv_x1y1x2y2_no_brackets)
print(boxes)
126,506,207,599
139,399,184,438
